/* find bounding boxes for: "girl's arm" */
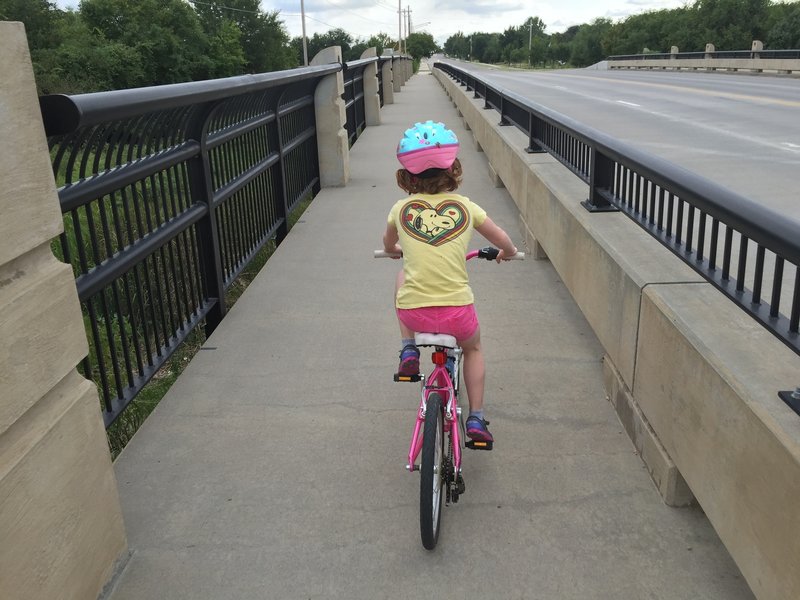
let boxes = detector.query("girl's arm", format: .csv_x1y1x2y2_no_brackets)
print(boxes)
475,217,518,262
383,222,402,256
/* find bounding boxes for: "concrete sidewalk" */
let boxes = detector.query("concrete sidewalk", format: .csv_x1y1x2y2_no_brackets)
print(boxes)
108,69,753,599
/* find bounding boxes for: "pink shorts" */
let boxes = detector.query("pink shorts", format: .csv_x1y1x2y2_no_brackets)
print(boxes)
396,305,479,343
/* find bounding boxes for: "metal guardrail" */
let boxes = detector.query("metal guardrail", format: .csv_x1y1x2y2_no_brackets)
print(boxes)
39,62,372,427
434,61,800,360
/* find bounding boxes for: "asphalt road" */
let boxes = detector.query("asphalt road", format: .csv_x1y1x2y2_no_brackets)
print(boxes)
443,62,800,221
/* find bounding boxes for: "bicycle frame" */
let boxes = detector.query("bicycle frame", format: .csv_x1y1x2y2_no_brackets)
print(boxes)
407,346,463,474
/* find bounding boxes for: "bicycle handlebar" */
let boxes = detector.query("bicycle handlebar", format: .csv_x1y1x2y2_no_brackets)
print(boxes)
374,247,525,260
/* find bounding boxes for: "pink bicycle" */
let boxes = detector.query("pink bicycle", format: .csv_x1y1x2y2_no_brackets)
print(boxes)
375,247,524,549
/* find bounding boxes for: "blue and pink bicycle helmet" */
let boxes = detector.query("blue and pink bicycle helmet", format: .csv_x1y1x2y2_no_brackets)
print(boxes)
396,120,459,174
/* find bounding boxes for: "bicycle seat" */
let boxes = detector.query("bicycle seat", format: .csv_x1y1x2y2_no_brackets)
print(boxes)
415,333,457,348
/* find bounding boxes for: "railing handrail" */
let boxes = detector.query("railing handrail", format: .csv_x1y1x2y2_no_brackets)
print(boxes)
434,60,800,356
496,84,800,264
344,57,380,71
39,63,342,136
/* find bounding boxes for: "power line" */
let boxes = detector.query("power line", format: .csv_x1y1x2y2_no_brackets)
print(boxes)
283,13,363,38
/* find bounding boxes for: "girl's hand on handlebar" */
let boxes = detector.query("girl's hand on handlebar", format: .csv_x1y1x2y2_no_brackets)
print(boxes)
496,247,518,263
384,243,403,259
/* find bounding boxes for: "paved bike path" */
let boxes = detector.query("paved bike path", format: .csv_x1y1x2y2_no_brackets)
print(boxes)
108,66,753,599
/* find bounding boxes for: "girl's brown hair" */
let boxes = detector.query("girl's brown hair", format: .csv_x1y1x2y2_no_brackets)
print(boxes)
396,158,463,195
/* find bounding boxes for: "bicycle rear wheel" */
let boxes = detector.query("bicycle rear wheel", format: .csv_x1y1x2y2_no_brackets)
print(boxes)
420,392,444,550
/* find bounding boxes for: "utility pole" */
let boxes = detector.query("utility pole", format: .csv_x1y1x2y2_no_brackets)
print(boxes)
401,7,410,54
528,21,533,66
397,0,402,52
301,0,308,66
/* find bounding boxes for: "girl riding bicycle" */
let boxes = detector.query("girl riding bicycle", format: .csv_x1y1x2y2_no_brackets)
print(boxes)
383,120,518,444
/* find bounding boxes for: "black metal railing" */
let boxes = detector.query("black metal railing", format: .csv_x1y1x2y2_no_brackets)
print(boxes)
343,57,378,146
40,63,350,427
608,49,800,61
435,61,800,358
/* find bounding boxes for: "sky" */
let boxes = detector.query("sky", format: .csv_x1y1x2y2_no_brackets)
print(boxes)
52,0,689,44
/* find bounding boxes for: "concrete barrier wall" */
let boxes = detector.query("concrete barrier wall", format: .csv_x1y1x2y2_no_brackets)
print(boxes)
609,58,800,74
434,67,800,600
0,22,127,600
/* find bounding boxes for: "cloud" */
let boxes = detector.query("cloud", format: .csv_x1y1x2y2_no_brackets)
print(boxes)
433,0,525,13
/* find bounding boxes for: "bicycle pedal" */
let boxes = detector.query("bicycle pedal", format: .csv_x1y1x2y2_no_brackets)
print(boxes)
394,373,422,382
465,440,493,451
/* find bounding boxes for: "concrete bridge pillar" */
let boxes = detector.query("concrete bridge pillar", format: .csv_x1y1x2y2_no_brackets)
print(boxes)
310,46,349,186
381,51,395,104
392,57,403,92
381,51,395,105
0,22,127,600
360,47,381,126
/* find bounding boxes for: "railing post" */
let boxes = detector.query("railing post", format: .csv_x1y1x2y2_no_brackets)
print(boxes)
311,46,349,187
360,49,381,126
274,90,292,244
186,102,226,333
526,112,546,154
778,387,800,414
582,147,619,212
499,96,510,126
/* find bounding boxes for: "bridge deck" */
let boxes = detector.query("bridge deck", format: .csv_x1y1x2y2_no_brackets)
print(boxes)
108,66,753,599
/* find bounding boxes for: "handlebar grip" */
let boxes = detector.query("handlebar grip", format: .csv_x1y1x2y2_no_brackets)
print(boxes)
374,250,402,258
477,247,525,260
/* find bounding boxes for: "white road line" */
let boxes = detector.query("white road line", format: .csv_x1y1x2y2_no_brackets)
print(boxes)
616,100,641,107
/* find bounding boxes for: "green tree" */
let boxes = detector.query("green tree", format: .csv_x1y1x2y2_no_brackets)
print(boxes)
444,32,470,59
692,0,770,50
193,0,292,73
0,0,62,51
80,0,210,85
366,32,394,57
569,18,613,66
406,32,438,59
765,1,800,48
301,28,353,62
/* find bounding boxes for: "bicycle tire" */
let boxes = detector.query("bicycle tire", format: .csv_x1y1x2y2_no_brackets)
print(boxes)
420,392,444,550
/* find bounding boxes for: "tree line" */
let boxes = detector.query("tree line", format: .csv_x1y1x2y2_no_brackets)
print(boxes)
0,0,419,94
444,0,800,68
3,0,799,95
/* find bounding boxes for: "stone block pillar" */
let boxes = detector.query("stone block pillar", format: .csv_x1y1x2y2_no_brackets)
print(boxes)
381,51,395,105
360,48,381,126
705,44,716,71
392,57,403,92
310,46,349,187
0,22,128,600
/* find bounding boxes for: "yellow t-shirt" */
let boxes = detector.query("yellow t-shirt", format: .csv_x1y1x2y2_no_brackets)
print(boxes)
388,193,487,308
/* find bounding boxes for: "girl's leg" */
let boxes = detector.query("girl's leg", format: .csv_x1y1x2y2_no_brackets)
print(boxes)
395,270,419,375
460,326,493,442
459,327,485,412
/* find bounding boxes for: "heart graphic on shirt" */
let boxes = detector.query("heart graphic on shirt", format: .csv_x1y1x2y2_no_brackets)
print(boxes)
399,199,470,246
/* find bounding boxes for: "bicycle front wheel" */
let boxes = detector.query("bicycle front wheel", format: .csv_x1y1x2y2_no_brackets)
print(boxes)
420,392,444,550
